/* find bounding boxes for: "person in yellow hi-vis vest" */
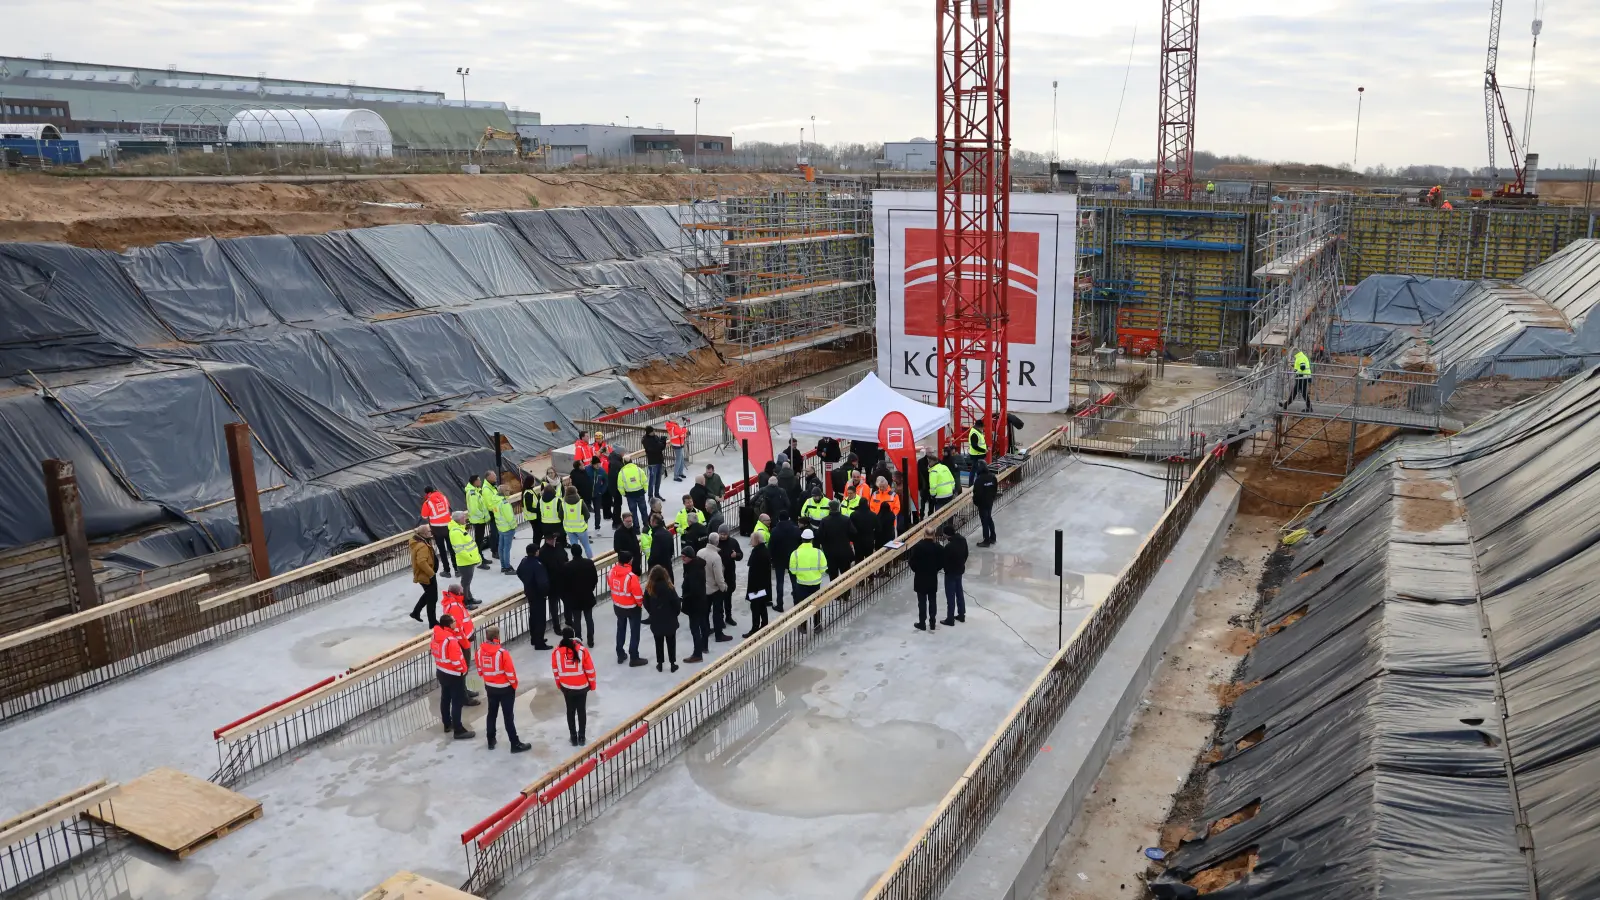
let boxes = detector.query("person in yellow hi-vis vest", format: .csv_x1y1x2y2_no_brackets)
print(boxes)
448,511,483,607
789,529,828,605
494,484,518,575
927,458,956,512
1283,349,1313,413
465,475,490,567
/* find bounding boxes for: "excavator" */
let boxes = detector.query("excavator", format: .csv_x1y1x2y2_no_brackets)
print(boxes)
475,127,547,161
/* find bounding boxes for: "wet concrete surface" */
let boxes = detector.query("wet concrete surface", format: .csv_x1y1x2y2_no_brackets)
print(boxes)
503,458,1168,900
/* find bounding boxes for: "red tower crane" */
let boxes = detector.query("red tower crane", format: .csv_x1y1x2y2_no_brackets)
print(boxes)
1154,0,1199,201
1484,0,1530,196
935,0,1012,457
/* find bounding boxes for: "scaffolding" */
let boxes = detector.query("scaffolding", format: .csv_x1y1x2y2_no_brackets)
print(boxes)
1250,191,1347,364
1107,206,1256,352
684,187,875,360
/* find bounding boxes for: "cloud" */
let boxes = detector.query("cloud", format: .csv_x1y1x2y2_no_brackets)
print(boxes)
8,0,1596,168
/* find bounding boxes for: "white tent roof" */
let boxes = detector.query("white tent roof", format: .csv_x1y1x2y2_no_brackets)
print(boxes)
789,372,951,442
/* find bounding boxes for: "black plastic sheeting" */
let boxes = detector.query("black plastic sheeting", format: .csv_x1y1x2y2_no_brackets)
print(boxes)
446,301,581,392
1158,368,1600,899
191,331,377,422
290,232,418,318
314,323,428,413
471,210,585,265
350,225,486,307
424,223,574,297
120,239,282,339
545,207,624,262
1338,274,1472,325
0,281,135,376
219,234,351,323
522,294,633,373
370,314,510,399
583,286,690,360
0,243,173,347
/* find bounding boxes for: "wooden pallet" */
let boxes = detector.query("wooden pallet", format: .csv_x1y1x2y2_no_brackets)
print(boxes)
85,767,261,859
361,871,479,899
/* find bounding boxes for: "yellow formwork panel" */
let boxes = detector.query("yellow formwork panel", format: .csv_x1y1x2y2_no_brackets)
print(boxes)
1345,207,1586,282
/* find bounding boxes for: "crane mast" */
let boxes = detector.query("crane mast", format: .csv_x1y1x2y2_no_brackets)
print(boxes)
1484,0,1528,194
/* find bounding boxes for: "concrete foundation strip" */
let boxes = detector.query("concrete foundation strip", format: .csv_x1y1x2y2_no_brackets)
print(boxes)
0,779,121,849
0,574,210,654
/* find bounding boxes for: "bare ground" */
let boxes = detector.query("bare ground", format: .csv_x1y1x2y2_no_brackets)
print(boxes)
1031,512,1280,900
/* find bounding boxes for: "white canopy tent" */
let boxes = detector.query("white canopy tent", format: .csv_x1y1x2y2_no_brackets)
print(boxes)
225,108,393,157
789,372,951,442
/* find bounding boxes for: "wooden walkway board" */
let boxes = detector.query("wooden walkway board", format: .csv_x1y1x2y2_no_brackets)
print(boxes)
85,768,260,859
361,871,479,899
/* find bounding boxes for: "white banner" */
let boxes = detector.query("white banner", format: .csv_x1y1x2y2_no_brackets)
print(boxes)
873,190,1077,412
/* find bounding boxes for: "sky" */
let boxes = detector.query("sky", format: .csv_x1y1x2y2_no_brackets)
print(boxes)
9,0,1598,169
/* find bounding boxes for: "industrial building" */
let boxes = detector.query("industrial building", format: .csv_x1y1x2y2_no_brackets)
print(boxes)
880,137,939,170
516,124,732,166
0,55,535,151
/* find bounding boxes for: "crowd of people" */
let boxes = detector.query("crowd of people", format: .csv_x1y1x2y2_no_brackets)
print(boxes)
408,423,1003,750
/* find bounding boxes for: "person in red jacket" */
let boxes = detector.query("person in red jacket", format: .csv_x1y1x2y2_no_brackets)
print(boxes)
609,552,648,667
573,430,594,467
551,627,596,746
440,586,481,706
420,485,454,577
432,615,474,739
476,625,530,753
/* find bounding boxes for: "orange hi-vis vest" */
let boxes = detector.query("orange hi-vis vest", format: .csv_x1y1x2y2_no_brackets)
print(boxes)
477,640,517,689
552,643,596,690
574,439,593,465
666,421,687,447
422,492,451,527
870,488,902,516
442,592,474,641
608,563,643,609
431,626,467,675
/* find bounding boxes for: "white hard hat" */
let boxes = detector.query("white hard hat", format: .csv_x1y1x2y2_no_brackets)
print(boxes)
801,528,815,540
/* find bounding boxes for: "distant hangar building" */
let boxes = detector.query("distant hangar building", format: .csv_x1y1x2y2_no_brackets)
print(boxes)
0,55,538,152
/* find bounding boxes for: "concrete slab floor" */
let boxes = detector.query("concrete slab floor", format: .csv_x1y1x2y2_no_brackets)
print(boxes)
500,458,1171,900
1131,365,1238,414
1031,515,1278,900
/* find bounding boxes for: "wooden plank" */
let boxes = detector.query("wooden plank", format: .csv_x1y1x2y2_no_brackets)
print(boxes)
360,871,479,900
196,532,409,612
0,781,119,848
0,574,210,653
86,768,260,859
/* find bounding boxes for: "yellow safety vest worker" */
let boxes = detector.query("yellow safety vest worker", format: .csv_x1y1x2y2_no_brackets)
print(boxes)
840,493,862,514
674,508,705,533
928,463,955,499
562,499,588,534
522,488,538,520
465,483,489,524
800,497,829,522
790,543,827,586
753,521,770,546
493,494,517,531
448,520,482,568
619,462,647,494
968,425,987,456
539,495,562,525
640,529,654,559
1293,351,1312,377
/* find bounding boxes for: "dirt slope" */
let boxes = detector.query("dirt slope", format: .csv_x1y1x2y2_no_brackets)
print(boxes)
0,172,794,248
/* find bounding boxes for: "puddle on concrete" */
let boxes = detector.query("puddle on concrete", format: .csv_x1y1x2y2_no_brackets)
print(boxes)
686,665,970,817
30,849,217,900
316,780,434,833
1105,525,1138,536
290,625,417,669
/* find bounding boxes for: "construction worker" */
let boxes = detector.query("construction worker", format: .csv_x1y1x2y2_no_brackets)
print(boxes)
465,475,490,565
493,484,518,574
551,626,596,747
573,430,594,467
1283,348,1313,413
410,525,439,626
667,415,690,482
609,551,648,666
537,482,564,547
420,486,453,577
674,495,707,550
477,625,531,753
480,471,502,562
840,472,868,514
1440,200,1454,210
753,513,771,548
619,457,650,526
592,432,614,470
927,455,956,512
432,613,474,739
869,476,903,546
1206,180,1216,195
642,425,668,502
562,486,592,559
441,586,479,685
521,479,542,543
967,419,988,474
790,529,828,604
448,511,482,606
800,485,830,527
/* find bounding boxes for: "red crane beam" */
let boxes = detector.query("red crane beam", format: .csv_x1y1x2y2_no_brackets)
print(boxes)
935,0,1011,457
1155,0,1199,201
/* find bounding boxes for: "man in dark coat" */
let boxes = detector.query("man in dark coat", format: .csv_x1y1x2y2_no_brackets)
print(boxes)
817,501,856,578
758,479,789,521
849,499,878,566
777,462,800,512
680,549,711,662
516,544,552,649
908,527,945,631
570,460,593,513
743,530,773,637
972,459,999,546
690,476,710,513
563,544,599,647
537,533,569,635
606,447,626,522
641,425,668,503
614,512,642,576
940,523,969,626
717,525,743,632
916,449,934,518
768,511,801,612
647,513,676,577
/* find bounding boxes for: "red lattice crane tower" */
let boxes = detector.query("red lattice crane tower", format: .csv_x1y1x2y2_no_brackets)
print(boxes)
935,0,1011,457
1154,0,1199,201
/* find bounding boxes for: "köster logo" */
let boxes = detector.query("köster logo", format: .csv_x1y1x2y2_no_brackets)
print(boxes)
901,228,1041,343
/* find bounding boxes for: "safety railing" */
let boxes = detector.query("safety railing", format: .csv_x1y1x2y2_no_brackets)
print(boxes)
863,451,1224,900
208,545,623,788
1437,353,1600,403
594,378,739,427
0,532,414,725
0,780,121,893
1295,363,1441,429
458,428,1073,897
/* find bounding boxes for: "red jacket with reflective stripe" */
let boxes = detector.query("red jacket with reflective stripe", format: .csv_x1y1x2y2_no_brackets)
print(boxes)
442,591,474,642
666,421,687,447
422,492,451,527
608,564,643,608
551,642,596,690
431,625,468,675
574,440,593,465
477,640,517,689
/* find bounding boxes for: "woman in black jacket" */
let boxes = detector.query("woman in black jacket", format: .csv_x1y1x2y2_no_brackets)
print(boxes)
563,544,599,647
743,531,772,637
644,565,681,672
680,549,711,663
